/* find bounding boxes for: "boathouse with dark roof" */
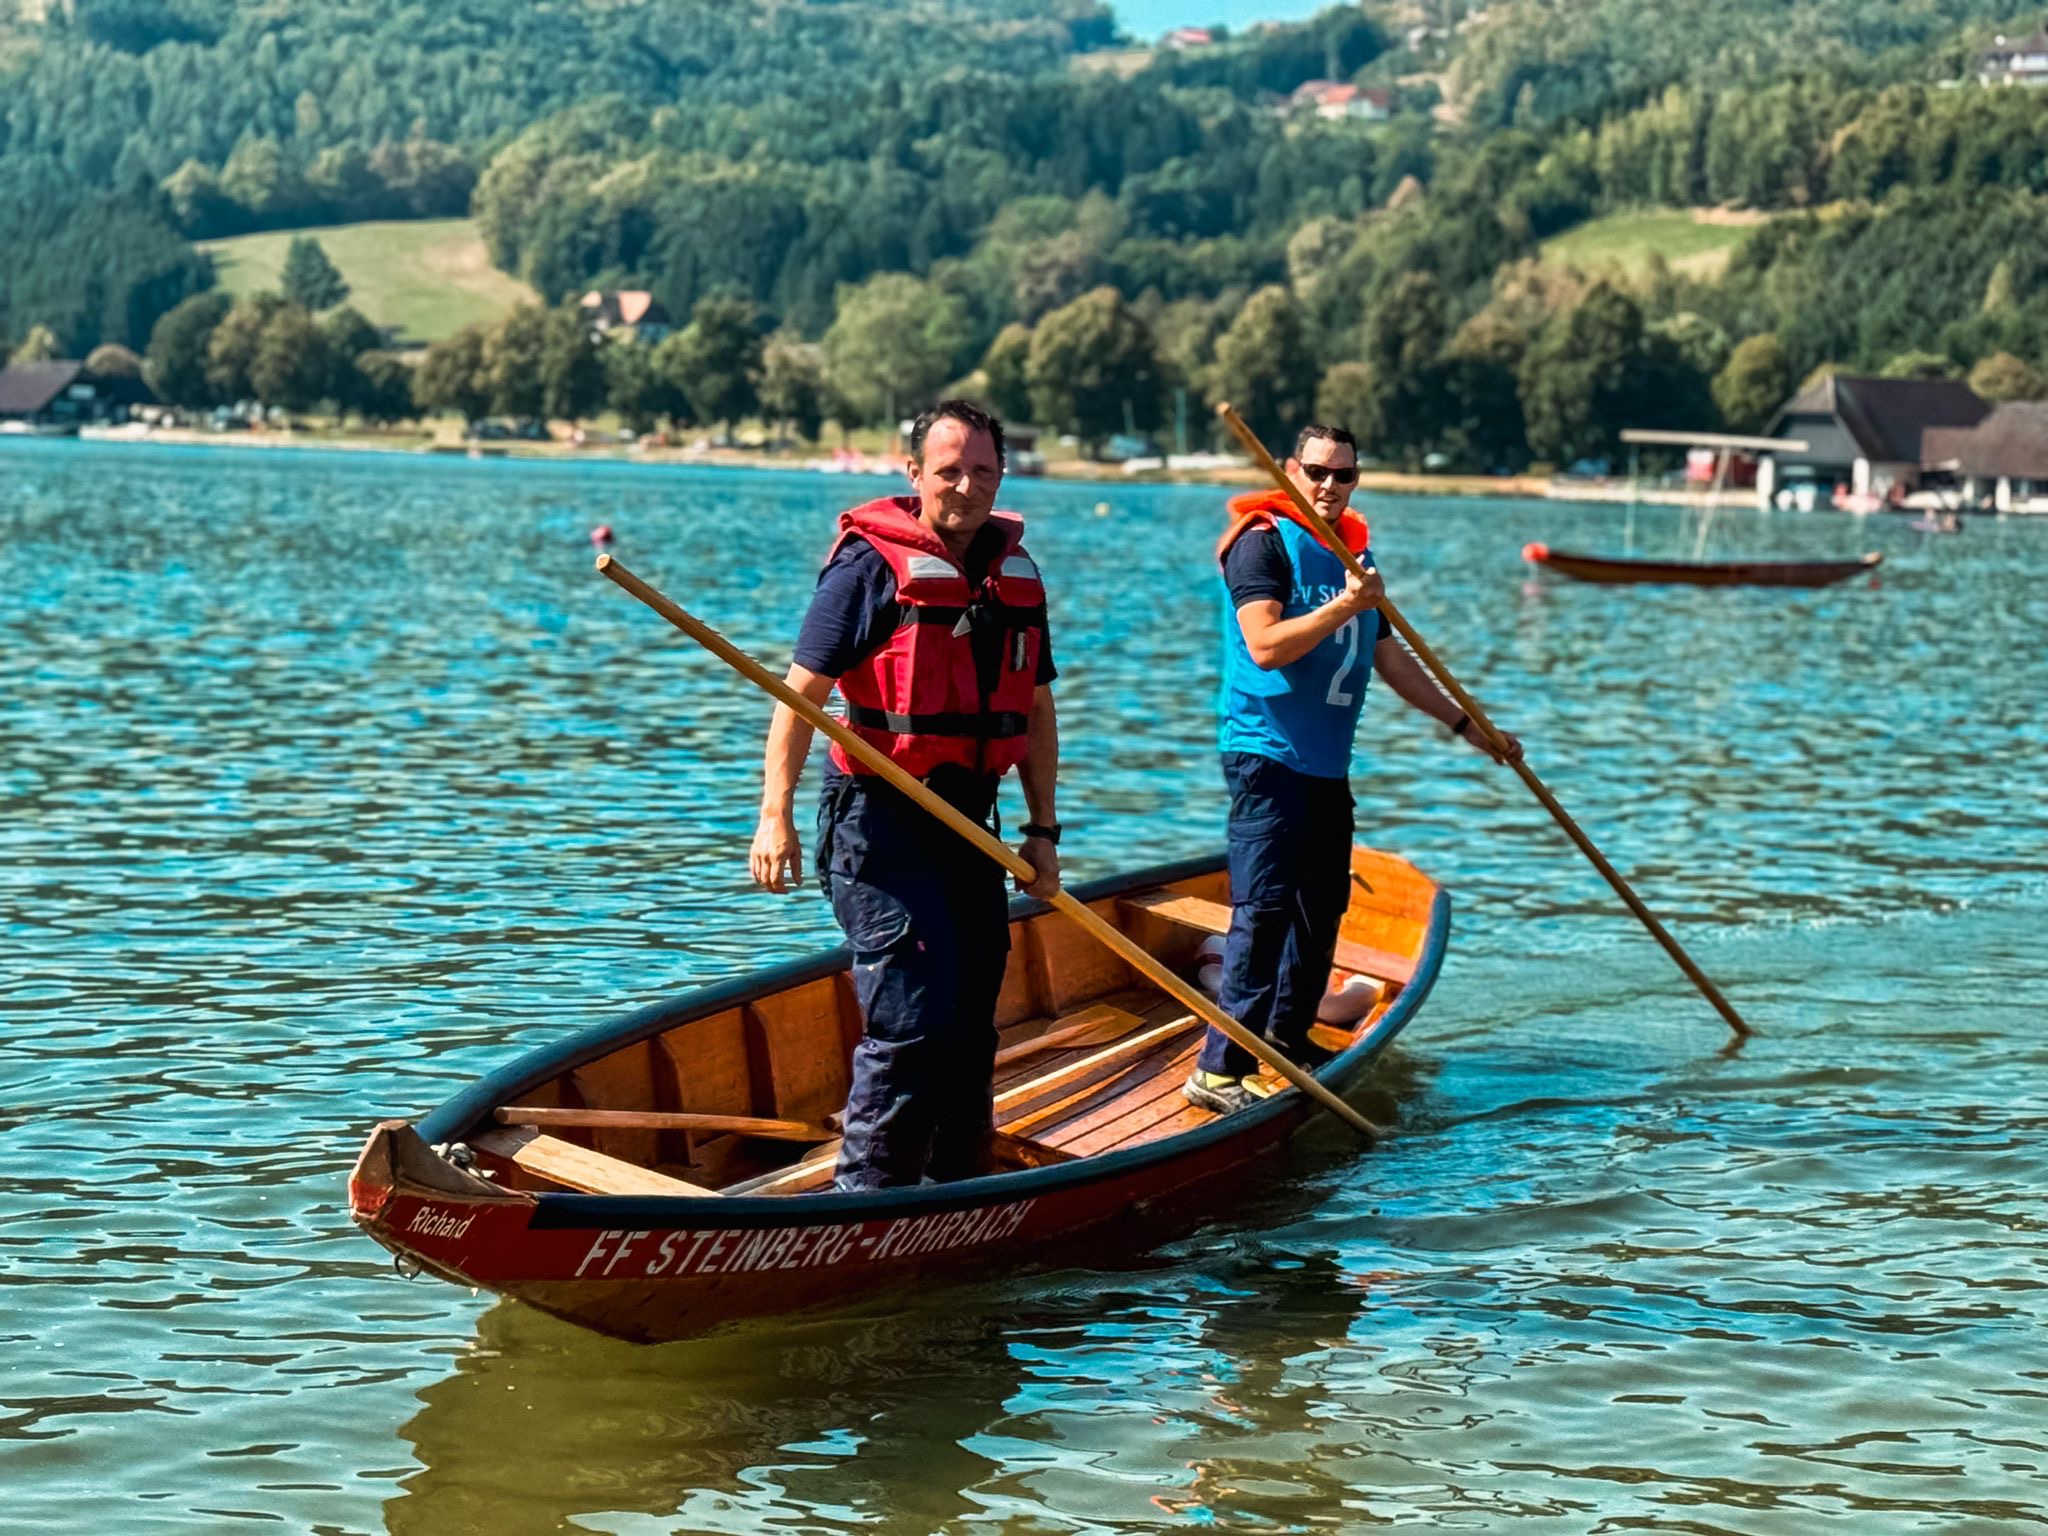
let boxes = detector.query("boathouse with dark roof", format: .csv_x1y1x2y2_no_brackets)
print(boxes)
0,359,156,434
1760,374,1990,509
1924,402,2048,514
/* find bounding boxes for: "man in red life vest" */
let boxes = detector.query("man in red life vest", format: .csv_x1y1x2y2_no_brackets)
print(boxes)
751,400,1061,1190
1186,423,1523,1114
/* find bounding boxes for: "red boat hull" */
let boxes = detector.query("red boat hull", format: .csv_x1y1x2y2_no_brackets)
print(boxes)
350,1106,1303,1342
1525,545,1882,588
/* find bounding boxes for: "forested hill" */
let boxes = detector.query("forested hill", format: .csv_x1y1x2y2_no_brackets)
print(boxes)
1430,0,2027,127
0,0,1112,350
9,0,2048,474
0,0,1111,228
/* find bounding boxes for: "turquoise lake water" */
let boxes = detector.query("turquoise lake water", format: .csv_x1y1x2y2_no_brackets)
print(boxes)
3,439,2045,1533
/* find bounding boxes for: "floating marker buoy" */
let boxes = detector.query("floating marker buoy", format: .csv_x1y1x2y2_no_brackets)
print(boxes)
590,524,615,547
1522,541,1549,563
1094,501,1111,517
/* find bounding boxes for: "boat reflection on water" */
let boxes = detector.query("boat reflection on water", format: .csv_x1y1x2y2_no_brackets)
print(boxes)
388,1300,1033,1533
385,1058,1434,1533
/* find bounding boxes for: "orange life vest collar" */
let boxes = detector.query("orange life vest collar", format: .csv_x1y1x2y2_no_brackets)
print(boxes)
1215,488,1369,566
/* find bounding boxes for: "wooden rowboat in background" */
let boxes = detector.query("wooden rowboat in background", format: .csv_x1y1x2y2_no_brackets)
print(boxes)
349,846,1447,1344
1523,543,1883,588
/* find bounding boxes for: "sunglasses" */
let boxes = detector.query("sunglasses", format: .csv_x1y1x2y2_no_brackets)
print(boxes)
1302,463,1359,486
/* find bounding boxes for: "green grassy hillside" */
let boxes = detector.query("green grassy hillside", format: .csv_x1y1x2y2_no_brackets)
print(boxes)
1539,208,1763,279
201,219,537,344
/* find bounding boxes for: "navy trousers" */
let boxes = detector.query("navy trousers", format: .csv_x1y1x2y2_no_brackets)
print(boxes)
1197,752,1355,1079
817,774,1011,1190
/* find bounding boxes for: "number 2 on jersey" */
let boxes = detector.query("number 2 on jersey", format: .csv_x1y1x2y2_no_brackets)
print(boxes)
1325,617,1360,707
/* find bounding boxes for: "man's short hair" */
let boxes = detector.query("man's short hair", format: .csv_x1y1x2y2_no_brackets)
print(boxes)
911,399,1006,469
1294,423,1359,461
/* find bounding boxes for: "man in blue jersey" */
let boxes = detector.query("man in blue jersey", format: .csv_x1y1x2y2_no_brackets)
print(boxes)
1185,423,1523,1114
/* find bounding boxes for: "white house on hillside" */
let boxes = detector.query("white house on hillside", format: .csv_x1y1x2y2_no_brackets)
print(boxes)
1979,22,2048,86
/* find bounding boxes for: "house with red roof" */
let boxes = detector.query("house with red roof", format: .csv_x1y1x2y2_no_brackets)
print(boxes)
579,291,673,345
1288,80,1392,121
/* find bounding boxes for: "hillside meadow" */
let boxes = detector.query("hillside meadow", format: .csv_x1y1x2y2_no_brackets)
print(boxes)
201,219,536,344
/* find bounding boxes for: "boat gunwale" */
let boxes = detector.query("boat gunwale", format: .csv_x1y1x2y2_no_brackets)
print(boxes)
410,851,1448,1230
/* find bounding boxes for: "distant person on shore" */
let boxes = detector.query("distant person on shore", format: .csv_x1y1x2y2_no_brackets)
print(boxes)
750,399,1062,1189
1185,423,1523,1115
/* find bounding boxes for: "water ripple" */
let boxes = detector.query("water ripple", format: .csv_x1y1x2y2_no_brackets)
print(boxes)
2,441,2045,1531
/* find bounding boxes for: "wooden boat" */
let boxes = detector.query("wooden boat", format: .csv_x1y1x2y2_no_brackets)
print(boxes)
349,846,1447,1344
1523,543,1882,588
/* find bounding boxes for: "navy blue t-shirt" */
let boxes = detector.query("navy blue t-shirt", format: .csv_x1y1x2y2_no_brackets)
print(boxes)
1223,525,1391,645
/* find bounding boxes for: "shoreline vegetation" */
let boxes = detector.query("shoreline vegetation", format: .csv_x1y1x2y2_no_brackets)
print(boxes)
51,422,1569,500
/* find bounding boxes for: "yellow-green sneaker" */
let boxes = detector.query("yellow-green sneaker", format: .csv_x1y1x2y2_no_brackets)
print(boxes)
1183,1069,1258,1114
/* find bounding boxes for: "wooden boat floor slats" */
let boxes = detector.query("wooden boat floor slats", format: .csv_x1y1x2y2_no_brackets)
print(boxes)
1118,891,1415,985
463,864,1430,1205
995,1011,1196,1116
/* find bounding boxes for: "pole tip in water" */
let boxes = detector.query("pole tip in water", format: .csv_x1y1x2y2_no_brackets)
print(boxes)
594,552,614,572
1214,400,1233,418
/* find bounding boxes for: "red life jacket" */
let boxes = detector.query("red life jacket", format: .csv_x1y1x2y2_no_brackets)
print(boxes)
1215,488,1369,566
826,496,1047,781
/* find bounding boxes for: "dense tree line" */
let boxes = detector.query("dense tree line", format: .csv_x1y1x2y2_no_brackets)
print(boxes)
1523,77,2048,228
145,289,414,421
0,159,209,354
0,0,1110,221
27,0,2048,469
470,62,1410,335
1707,190,2048,383
0,0,1113,350
1445,0,2022,129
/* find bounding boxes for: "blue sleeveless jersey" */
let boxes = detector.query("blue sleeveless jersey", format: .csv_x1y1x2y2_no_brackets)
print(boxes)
1218,518,1376,778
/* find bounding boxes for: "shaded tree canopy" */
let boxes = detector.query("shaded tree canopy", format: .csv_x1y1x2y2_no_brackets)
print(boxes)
281,237,349,311
1024,286,1162,450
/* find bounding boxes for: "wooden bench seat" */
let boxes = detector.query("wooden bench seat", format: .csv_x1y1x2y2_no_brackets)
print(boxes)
472,1127,723,1198
1118,891,1415,985
494,1106,832,1142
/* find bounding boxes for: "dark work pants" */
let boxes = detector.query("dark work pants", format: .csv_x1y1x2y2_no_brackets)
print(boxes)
817,774,1011,1191
1197,752,1355,1079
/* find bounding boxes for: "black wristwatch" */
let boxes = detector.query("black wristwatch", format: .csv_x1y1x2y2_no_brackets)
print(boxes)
1450,713,1471,737
1020,821,1063,846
